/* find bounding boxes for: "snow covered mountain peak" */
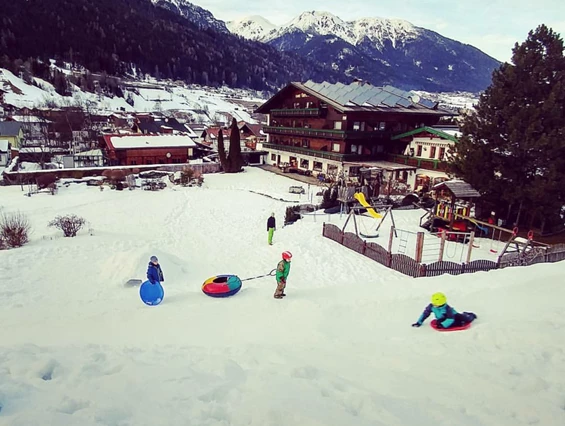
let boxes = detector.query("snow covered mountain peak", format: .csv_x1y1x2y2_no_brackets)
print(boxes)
277,10,356,44
229,11,420,50
226,15,277,41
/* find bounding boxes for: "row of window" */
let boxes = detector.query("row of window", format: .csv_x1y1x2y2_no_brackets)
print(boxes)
411,145,446,160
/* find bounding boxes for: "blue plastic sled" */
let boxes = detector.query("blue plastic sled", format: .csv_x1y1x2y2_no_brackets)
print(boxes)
140,281,164,306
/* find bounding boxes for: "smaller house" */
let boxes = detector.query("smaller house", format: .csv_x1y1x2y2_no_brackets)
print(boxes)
391,126,459,192
0,121,24,150
100,134,197,166
0,139,10,167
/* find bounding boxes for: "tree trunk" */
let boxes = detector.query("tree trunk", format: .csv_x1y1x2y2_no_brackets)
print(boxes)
515,199,525,228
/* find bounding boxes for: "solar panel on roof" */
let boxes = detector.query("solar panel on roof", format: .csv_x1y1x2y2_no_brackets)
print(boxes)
366,91,390,106
303,80,315,88
349,91,376,105
397,98,412,108
382,94,401,107
346,86,370,104
419,99,437,109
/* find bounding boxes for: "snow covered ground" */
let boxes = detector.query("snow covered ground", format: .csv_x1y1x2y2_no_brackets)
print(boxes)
0,167,564,426
1,68,265,124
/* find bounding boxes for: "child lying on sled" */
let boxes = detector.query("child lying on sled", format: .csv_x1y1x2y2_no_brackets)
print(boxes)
412,292,477,329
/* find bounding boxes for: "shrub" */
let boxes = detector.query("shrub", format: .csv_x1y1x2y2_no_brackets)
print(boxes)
48,214,86,237
0,211,31,248
36,174,58,190
180,166,195,186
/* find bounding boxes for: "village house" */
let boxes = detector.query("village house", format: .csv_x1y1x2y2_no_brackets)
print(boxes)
100,134,197,166
0,121,24,150
238,122,265,150
390,125,460,192
255,80,455,191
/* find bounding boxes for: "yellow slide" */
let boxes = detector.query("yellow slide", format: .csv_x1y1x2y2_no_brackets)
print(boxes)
353,192,382,219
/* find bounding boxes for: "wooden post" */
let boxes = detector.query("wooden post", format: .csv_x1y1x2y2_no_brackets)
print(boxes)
466,231,475,263
415,232,425,263
438,229,447,262
388,225,395,254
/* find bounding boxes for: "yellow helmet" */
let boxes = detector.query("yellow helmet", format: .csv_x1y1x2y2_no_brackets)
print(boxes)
431,292,447,306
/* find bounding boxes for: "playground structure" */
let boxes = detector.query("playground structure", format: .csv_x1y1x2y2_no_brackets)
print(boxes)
341,190,397,239
419,180,550,260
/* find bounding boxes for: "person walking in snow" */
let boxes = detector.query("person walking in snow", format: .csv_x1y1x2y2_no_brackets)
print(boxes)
274,251,292,299
411,292,476,329
267,213,276,245
147,255,164,285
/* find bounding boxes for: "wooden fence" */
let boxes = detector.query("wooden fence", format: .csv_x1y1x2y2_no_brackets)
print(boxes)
322,223,565,278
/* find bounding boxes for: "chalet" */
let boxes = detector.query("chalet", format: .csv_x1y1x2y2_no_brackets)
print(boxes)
238,122,265,149
0,121,24,150
391,125,460,192
100,134,197,166
255,80,455,189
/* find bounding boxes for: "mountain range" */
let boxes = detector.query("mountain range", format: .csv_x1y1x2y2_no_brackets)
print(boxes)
226,11,501,93
0,0,500,95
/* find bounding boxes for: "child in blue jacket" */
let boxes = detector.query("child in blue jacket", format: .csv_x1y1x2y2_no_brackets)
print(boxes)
412,292,476,329
147,255,164,285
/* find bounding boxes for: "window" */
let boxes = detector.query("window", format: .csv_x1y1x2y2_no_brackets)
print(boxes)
293,102,300,109
349,166,361,177
430,146,437,159
353,122,361,131
313,161,323,171
351,144,357,153
378,122,386,131
332,143,341,152
300,158,309,169
416,145,423,156
302,139,309,148
334,121,343,130
271,154,277,161
439,147,446,160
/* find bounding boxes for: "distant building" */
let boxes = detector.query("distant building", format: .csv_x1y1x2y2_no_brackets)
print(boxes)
100,134,197,166
0,121,24,150
0,139,11,167
391,125,460,191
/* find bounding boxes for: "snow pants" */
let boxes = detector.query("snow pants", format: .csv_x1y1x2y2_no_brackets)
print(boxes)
445,312,477,328
274,279,286,297
268,227,275,245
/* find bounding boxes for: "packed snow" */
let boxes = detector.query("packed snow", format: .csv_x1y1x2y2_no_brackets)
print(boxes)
0,167,564,426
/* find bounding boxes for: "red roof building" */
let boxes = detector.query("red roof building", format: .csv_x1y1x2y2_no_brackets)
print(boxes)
100,134,197,166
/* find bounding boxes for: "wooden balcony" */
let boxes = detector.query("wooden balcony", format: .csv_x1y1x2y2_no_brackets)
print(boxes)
264,125,345,139
263,143,372,162
387,154,449,171
270,108,320,117
264,126,391,141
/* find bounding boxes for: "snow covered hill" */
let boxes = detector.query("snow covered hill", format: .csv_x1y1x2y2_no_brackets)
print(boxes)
0,67,265,124
229,11,500,93
0,167,564,425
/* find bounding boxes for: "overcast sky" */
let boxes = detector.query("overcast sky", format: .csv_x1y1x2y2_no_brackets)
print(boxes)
193,0,564,62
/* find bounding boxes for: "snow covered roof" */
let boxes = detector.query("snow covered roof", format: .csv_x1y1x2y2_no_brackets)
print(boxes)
106,135,197,150
0,139,9,152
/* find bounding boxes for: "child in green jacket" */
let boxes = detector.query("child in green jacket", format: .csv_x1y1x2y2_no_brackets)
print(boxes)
274,251,292,299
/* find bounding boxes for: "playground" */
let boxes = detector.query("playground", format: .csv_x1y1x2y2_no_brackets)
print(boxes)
302,180,555,276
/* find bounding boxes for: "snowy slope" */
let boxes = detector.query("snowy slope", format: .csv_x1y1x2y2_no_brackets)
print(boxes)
1,68,265,124
226,15,277,41
152,0,229,32
0,167,564,425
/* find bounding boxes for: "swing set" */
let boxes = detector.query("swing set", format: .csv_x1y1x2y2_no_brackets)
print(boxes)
341,194,397,239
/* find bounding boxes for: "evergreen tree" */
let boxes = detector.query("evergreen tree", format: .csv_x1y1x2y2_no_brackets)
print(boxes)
216,129,228,172
226,118,244,173
449,24,565,231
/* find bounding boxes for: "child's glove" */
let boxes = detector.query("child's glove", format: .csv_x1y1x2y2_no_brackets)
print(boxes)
411,322,421,327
